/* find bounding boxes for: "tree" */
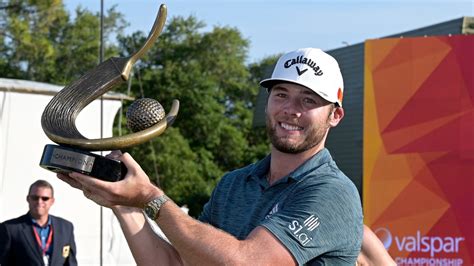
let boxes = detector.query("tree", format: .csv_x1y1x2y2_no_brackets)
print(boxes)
0,0,127,84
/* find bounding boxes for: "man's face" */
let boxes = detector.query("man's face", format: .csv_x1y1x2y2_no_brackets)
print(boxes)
27,186,55,219
266,83,336,154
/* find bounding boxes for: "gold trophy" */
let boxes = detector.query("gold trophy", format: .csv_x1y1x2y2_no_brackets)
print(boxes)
40,4,178,182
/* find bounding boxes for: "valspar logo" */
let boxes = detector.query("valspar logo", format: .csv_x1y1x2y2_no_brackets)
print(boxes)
375,228,465,257
375,228,393,249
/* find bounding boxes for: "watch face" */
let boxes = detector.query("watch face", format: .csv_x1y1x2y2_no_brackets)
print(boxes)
144,195,169,220
144,206,155,219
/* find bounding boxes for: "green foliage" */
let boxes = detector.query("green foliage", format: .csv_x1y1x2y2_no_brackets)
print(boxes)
123,127,221,217
248,54,280,86
0,0,127,83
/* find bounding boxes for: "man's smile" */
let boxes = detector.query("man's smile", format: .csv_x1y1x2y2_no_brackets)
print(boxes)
279,122,303,131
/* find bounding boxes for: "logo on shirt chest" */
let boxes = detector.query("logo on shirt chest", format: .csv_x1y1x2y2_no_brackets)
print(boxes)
288,214,320,246
265,203,280,219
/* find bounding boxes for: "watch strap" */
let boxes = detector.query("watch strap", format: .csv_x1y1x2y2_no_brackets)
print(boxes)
144,194,170,220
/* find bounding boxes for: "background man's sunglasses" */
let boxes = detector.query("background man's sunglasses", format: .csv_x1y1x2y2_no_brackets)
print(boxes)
28,195,51,201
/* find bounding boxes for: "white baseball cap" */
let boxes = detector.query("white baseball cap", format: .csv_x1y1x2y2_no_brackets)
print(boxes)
259,48,344,106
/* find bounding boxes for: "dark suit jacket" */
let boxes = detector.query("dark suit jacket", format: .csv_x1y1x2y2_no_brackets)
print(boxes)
0,213,77,266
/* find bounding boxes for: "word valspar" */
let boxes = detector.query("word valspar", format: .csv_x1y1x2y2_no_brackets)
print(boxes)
394,230,464,257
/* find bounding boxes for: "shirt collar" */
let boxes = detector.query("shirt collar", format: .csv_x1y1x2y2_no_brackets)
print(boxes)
289,148,332,181
246,148,333,183
246,154,271,181
30,215,51,228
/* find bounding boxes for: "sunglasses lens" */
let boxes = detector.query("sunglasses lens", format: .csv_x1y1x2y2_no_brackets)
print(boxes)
29,196,50,201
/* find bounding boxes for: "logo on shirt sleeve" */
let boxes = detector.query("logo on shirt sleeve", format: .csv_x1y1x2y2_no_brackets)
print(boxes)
265,203,280,219
288,214,320,246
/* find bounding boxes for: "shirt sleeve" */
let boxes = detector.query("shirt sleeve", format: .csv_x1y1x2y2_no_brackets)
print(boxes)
259,178,363,265
198,200,211,223
198,179,221,224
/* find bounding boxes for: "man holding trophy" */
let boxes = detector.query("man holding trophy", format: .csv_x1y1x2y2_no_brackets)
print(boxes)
56,47,365,265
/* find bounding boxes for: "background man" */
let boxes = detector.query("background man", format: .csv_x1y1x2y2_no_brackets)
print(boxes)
0,179,77,266
58,47,363,265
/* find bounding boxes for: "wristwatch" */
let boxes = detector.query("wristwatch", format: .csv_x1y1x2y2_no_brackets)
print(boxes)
144,194,170,220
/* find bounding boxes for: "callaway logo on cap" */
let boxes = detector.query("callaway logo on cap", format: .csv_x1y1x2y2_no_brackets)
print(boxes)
260,48,344,106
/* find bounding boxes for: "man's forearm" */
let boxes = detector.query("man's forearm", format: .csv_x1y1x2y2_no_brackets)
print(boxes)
156,200,269,265
112,206,183,266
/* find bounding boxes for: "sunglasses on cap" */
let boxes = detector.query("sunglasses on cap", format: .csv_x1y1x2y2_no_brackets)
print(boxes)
28,195,51,201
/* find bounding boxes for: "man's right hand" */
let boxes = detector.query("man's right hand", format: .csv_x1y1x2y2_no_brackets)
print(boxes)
57,151,163,209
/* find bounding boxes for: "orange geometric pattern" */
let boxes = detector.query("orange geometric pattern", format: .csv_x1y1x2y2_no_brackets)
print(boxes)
364,35,473,264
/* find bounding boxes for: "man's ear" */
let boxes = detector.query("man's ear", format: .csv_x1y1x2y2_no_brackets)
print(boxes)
329,106,344,127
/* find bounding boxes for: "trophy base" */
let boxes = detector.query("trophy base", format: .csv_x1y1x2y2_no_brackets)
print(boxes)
40,144,127,182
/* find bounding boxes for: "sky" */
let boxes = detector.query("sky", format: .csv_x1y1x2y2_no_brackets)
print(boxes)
64,0,473,63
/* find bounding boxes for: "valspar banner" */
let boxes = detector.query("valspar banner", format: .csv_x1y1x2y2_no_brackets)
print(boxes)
363,35,473,265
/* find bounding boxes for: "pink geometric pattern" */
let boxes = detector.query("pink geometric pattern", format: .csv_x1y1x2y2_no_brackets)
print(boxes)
364,35,473,264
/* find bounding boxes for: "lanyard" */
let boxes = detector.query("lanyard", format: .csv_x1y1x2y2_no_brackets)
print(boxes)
33,225,53,256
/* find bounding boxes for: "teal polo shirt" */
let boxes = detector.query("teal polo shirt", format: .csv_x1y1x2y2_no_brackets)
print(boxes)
199,148,363,265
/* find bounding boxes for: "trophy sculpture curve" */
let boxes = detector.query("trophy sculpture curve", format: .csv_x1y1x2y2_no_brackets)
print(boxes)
39,4,178,182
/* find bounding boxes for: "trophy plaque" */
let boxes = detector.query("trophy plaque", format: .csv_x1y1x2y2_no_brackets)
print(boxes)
39,4,179,182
